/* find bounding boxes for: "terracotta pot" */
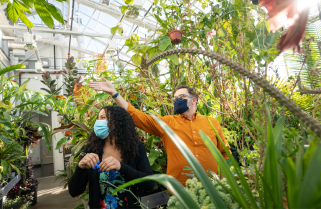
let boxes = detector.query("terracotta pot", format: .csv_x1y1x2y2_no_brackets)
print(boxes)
169,30,182,45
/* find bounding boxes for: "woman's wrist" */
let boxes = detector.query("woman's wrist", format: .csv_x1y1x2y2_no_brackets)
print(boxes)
110,89,117,96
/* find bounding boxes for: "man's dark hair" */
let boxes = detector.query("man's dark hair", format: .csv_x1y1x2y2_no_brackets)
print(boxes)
175,85,199,102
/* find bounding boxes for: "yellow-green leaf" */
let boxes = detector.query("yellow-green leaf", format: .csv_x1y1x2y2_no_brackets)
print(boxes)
34,0,54,29
131,54,141,66
18,78,30,94
121,5,128,14
0,102,10,109
7,2,19,23
118,27,123,35
110,26,119,35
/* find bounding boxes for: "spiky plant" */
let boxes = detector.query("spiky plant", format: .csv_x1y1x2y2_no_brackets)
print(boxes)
63,56,79,97
277,6,321,90
40,71,61,95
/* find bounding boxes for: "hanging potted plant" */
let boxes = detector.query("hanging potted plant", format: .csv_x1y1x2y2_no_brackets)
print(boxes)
167,9,184,45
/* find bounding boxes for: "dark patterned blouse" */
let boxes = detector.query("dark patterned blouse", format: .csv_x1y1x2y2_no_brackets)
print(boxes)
99,170,128,209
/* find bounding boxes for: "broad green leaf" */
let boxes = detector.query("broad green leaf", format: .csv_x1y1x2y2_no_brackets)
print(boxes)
55,137,67,150
245,31,256,43
148,149,160,165
71,121,91,135
121,5,128,14
303,138,317,174
71,139,87,156
281,157,298,208
78,99,96,122
9,163,21,174
0,64,25,76
63,96,71,114
154,14,167,28
35,122,52,150
16,7,33,28
14,0,31,13
206,117,259,209
151,163,161,171
7,2,18,23
154,0,159,5
118,27,123,36
112,174,199,208
46,3,64,24
297,144,321,208
124,0,133,4
18,78,30,94
0,101,11,109
169,54,179,65
110,26,119,35
21,0,34,8
199,130,254,209
1,159,8,172
131,54,141,66
151,115,227,209
34,0,54,29
51,127,78,136
263,105,283,208
31,110,48,116
159,36,171,51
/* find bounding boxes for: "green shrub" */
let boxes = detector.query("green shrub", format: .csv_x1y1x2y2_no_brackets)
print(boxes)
167,177,246,209
3,197,31,209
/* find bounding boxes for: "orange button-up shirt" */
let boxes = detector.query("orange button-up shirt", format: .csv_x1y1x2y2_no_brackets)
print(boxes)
127,103,230,185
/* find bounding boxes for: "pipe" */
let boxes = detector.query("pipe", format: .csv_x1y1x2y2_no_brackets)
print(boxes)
2,36,22,41
68,0,76,57
19,73,21,86
8,41,25,50
53,34,56,69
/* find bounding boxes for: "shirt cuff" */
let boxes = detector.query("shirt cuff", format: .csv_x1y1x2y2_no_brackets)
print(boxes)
76,164,89,174
118,162,128,173
127,102,135,112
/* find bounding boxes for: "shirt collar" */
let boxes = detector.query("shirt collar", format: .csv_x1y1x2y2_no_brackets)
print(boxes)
179,110,198,121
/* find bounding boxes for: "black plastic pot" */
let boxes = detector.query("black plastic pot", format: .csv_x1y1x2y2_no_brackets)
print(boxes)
31,181,39,206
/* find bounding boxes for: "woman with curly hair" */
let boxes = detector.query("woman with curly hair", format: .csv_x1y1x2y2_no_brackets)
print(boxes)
68,106,155,209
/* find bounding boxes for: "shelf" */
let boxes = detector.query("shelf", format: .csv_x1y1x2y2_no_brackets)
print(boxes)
0,174,21,200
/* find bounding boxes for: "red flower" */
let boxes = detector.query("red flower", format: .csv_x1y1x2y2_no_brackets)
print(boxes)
157,141,163,148
260,0,310,54
11,80,17,83
100,199,107,209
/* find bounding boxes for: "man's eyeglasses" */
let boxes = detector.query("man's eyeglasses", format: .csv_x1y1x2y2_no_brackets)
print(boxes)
171,94,194,102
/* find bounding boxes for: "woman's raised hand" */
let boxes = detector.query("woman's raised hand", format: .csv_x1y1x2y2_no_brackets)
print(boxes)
78,153,99,169
88,77,117,95
99,156,121,172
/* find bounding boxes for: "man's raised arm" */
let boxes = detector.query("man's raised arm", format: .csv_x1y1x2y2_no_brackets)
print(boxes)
89,77,166,138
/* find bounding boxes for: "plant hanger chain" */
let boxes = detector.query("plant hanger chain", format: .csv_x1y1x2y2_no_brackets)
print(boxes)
145,48,321,138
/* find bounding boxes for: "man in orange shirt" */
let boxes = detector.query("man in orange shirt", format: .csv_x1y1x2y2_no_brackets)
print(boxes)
89,78,230,186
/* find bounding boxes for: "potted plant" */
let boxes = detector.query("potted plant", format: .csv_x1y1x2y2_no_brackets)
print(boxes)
0,140,24,185
6,158,39,206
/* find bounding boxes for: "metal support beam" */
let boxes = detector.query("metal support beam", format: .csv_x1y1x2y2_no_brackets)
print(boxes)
74,0,156,30
0,25,145,40
37,38,100,56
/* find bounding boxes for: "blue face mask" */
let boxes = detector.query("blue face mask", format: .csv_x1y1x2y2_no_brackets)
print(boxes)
174,98,193,114
94,120,110,139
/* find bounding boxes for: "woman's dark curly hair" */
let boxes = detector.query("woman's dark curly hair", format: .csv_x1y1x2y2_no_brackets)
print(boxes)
87,106,139,164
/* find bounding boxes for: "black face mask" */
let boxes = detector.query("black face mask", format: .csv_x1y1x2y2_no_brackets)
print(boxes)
174,98,193,114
